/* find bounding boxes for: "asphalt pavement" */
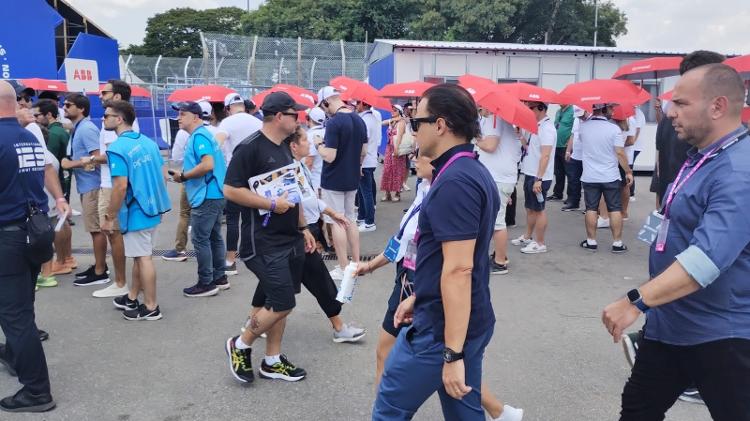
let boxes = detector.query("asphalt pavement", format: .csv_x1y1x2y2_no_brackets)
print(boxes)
0,175,711,421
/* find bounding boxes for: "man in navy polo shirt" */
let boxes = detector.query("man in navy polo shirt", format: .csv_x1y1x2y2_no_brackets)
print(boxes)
373,84,499,420
603,64,750,420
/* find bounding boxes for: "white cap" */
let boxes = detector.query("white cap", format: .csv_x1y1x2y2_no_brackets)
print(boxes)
316,86,340,106
308,107,326,124
224,92,244,107
392,104,404,115
573,105,585,117
197,100,212,119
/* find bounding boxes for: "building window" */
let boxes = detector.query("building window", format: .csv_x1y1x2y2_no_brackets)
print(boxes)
424,76,458,84
497,78,538,85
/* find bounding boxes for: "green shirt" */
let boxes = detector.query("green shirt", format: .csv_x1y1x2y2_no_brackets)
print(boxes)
46,121,69,161
554,106,574,148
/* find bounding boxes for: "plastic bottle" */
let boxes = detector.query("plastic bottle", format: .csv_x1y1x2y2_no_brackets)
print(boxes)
336,261,359,304
535,192,545,203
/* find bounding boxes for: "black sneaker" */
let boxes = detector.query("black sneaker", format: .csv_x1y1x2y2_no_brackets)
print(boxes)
547,195,563,201
225,336,254,383
491,261,509,275
580,240,598,251
225,263,238,276
214,276,231,291
37,329,49,342
123,304,162,321
0,344,17,377
75,264,108,279
0,388,55,413
183,282,219,297
73,271,110,286
259,354,307,382
678,388,704,405
612,244,628,254
113,294,139,311
561,204,580,212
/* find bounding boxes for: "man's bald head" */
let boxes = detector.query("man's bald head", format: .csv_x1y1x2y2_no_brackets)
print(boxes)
0,81,17,117
688,63,746,117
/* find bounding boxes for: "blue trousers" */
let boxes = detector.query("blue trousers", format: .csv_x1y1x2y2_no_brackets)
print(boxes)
373,325,493,421
190,198,226,285
357,167,376,225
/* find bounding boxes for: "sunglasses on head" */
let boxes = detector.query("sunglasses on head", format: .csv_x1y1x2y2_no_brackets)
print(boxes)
409,116,438,132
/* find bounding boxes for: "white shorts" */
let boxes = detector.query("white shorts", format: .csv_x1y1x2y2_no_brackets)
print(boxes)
124,227,157,258
495,182,516,231
321,189,357,223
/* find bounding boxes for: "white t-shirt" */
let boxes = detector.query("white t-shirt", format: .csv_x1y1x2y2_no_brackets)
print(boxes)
477,115,521,184
45,151,59,216
520,116,556,180
100,118,139,188
570,117,583,161
359,110,382,169
299,161,329,225
624,117,638,165
632,107,647,152
306,125,325,189
217,112,262,166
580,117,625,183
396,181,430,262
172,129,189,163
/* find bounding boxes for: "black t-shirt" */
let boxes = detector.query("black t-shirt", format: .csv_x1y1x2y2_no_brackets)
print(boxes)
655,116,692,201
225,131,301,258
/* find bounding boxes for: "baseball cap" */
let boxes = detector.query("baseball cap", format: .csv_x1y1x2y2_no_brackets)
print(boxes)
224,92,244,107
392,104,404,115
573,105,585,117
261,91,307,114
308,107,326,124
198,101,212,119
172,101,211,119
316,86,340,106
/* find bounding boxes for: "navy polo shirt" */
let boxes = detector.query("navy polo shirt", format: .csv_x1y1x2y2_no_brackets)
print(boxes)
0,118,48,226
413,143,499,342
646,128,750,346
320,111,367,192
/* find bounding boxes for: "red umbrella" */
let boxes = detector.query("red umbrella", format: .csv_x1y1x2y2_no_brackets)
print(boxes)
330,76,369,94
475,90,538,134
167,85,236,102
252,85,317,109
342,84,392,110
658,90,673,101
501,82,560,104
612,57,683,80
96,83,151,98
611,103,636,121
20,78,68,92
559,79,651,110
725,54,750,78
378,81,434,98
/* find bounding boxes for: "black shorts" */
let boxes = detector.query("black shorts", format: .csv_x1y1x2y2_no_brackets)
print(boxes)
245,239,305,312
583,181,623,212
523,174,551,211
382,262,415,337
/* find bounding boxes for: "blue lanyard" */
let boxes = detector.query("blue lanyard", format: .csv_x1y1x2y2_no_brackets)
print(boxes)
397,204,421,240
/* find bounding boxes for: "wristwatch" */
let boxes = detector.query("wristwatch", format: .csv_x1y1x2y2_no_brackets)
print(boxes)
627,288,650,312
443,347,465,363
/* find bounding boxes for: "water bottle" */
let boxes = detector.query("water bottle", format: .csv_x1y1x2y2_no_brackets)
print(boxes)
535,191,545,203
336,261,359,304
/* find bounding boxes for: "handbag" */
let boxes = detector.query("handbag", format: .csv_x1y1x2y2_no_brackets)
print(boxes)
396,126,416,156
25,201,54,266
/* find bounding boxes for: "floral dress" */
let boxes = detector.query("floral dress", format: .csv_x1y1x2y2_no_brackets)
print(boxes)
380,121,407,193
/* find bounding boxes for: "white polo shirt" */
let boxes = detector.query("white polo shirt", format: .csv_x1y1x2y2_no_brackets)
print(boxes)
580,116,625,183
477,115,521,184
217,112,262,166
306,125,325,189
359,110,382,169
570,117,583,161
520,116,556,181
632,107,647,152
624,117,638,165
100,118,139,189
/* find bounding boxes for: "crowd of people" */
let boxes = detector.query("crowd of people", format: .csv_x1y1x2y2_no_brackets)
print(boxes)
0,48,748,421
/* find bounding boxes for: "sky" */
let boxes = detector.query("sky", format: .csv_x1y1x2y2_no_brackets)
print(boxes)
66,0,749,54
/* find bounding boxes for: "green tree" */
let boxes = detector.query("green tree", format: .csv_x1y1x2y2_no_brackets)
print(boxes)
122,7,248,57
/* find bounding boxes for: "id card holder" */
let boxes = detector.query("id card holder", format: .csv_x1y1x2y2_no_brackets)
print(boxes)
383,236,401,263
637,210,664,246
654,218,670,253
402,239,418,271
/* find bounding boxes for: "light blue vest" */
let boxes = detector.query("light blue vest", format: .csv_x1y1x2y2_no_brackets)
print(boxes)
183,126,226,208
106,131,172,233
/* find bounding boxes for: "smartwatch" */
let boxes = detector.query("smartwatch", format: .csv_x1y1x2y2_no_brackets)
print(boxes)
443,347,465,363
627,288,650,312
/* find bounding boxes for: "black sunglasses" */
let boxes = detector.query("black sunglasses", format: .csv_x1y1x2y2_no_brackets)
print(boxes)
103,113,119,119
279,111,299,118
409,116,438,132
100,90,112,96
63,102,74,108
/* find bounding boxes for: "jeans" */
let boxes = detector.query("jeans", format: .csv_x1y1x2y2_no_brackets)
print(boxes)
620,337,750,421
552,146,567,198
174,185,191,252
357,168,376,225
190,199,226,285
565,158,583,207
373,325,493,421
0,228,51,395
225,199,241,253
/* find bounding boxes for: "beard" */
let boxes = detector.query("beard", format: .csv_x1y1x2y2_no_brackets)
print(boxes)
674,117,712,147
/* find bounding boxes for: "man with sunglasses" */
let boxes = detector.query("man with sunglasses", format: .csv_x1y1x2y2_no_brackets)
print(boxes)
223,92,315,384
373,84,499,421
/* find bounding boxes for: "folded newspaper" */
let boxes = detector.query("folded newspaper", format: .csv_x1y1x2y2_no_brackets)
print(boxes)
249,161,314,215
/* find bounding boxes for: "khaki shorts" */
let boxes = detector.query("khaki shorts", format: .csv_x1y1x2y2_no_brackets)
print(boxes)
81,189,101,233
124,227,157,258
321,189,357,223
97,188,120,231
494,181,516,230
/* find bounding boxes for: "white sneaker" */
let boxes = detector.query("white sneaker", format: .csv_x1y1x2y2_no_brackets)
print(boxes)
333,323,366,343
597,217,610,229
629,196,636,202
92,283,130,298
71,208,82,216
510,235,532,246
329,266,344,281
494,404,524,421
520,241,547,254
358,223,376,233
402,183,411,191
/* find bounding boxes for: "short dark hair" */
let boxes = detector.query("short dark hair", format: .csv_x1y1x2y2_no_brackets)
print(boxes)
35,99,59,119
284,126,304,145
65,93,90,116
106,100,136,126
695,63,746,114
680,50,726,75
37,91,59,101
211,102,226,122
421,84,480,142
107,79,132,102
